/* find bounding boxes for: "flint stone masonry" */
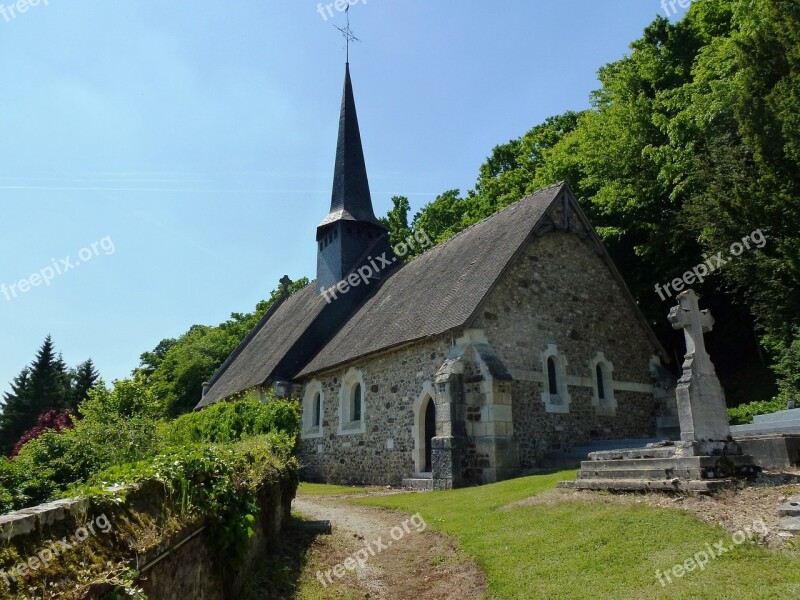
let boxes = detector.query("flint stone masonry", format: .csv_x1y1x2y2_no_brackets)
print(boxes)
299,200,667,487
472,230,659,469
562,289,761,492
299,336,453,486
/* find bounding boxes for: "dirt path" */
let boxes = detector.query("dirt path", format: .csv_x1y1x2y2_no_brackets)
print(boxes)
292,494,487,600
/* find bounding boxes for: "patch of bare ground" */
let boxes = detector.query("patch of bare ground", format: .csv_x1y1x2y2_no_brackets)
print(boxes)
510,470,800,549
292,494,487,600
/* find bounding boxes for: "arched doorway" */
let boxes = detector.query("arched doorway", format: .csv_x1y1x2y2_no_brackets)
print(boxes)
424,398,436,473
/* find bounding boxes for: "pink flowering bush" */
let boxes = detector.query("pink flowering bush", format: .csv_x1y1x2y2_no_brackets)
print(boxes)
11,409,76,458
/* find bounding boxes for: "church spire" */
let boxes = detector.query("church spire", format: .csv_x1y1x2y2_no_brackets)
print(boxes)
318,64,385,232
316,62,393,291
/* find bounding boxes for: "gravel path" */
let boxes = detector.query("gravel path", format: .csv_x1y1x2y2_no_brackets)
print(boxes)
292,494,486,599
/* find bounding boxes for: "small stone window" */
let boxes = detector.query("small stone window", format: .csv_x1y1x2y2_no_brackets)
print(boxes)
339,368,366,435
596,365,605,400
313,392,322,427
541,344,570,413
547,357,559,399
352,383,362,422
301,381,324,439
590,352,616,416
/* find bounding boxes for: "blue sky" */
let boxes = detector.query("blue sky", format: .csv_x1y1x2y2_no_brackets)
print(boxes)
0,0,682,397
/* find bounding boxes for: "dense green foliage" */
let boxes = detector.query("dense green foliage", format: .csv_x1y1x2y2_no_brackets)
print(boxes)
773,328,800,404
0,337,98,454
389,0,800,407
0,380,300,514
168,395,300,448
728,398,788,426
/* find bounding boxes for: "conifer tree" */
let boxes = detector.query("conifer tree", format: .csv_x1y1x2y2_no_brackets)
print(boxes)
69,359,100,410
0,336,71,454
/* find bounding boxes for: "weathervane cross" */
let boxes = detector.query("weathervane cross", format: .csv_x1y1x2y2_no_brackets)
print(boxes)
335,6,361,63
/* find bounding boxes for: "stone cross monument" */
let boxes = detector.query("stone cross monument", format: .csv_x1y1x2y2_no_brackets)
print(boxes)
668,289,731,443
559,288,758,492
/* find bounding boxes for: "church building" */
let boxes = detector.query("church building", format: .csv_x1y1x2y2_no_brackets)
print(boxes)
196,63,676,489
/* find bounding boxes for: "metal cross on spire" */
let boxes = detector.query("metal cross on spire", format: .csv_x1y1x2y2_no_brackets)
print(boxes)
334,6,360,64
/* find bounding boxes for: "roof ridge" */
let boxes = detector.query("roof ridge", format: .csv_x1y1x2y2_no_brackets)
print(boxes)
397,181,566,268
199,283,316,404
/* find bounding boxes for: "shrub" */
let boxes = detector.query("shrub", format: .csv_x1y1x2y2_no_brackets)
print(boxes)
11,409,76,458
728,398,787,425
74,434,298,567
167,393,300,449
774,329,800,405
1,381,300,514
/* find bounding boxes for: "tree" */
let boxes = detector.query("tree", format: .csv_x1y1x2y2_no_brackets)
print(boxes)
411,190,469,248
380,196,414,259
68,359,100,410
135,277,310,417
0,368,32,454
0,337,70,454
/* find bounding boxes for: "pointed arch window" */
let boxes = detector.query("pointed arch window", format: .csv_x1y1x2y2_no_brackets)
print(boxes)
338,368,366,434
541,345,570,413
590,353,616,416
301,381,324,439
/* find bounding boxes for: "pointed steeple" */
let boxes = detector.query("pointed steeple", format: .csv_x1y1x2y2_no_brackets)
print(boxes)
315,64,394,291
318,64,386,232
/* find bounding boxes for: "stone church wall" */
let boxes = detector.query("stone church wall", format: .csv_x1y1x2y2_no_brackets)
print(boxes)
299,336,453,486
472,229,658,468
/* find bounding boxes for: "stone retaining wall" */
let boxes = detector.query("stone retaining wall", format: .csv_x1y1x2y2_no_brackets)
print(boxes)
0,474,296,599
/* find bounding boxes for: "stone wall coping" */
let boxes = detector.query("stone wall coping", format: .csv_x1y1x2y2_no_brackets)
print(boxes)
0,485,135,542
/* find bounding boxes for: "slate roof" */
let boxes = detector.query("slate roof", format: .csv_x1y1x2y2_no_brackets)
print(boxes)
297,183,566,377
318,64,386,232
198,180,667,408
196,283,327,408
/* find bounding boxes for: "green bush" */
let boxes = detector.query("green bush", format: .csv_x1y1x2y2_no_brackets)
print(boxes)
3,380,300,514
774,329,800,405
167,393,300,448
73,434,298,567
728,398,787,425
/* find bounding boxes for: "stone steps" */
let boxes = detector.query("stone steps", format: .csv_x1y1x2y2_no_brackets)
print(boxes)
539,438,668,468
583,457,704,470
559,478,733,493
587,447,680,461
578,467,705,480
402,475,433,491
578,455,757,481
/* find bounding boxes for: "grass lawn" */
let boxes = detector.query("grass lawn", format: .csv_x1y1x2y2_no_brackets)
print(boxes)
297,482,383,497
353,471,800,599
